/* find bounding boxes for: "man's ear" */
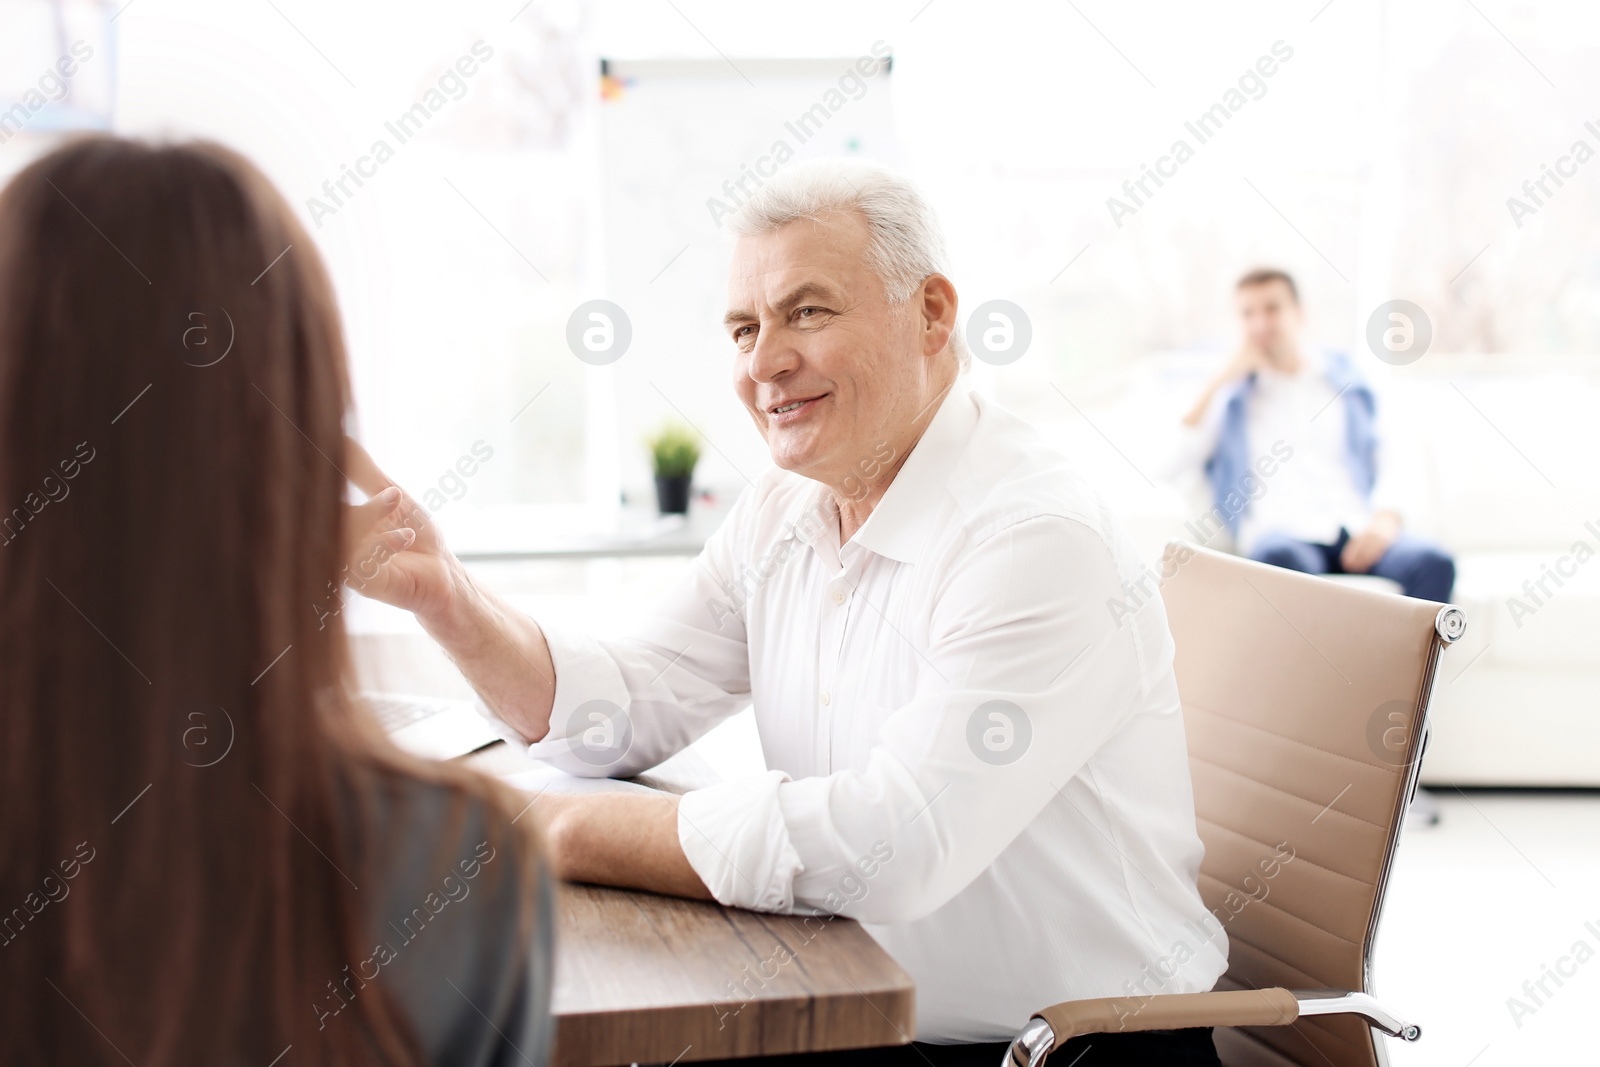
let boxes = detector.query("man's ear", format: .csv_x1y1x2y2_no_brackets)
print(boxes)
919,274,958,359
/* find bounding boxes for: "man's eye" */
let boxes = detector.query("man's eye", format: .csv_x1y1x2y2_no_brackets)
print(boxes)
797,307,823,320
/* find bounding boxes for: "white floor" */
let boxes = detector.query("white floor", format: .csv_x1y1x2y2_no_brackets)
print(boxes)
1376,791,1600,1066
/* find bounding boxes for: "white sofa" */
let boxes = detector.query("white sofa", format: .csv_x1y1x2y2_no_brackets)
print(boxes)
1397,359,1600,786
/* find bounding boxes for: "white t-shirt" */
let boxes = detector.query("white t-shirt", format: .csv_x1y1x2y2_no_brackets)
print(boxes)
1178,350,1397,555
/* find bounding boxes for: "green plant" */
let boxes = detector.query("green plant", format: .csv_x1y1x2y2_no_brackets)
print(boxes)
646,423,701,479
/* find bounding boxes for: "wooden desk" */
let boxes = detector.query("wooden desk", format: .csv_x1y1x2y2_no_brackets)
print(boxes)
464,743,917,1065
551,883,915,1066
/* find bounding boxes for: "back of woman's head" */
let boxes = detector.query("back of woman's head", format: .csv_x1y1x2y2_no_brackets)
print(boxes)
0,136,534,1065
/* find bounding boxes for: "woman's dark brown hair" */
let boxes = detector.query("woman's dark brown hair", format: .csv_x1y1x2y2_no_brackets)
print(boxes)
0,136,544,1064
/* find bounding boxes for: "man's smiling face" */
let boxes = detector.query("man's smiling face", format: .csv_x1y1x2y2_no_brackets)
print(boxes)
724,210,930,487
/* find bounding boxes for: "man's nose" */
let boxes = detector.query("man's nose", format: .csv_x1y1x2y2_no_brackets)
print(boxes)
746,329,799,383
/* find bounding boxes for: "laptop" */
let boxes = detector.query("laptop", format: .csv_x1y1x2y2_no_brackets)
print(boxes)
364,692,504,760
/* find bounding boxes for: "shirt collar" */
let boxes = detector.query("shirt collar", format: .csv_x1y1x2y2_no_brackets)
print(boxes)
781,480,841,571
847,384,978,566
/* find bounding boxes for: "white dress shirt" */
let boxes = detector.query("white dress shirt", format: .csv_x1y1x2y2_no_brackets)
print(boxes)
511,386,1228,1043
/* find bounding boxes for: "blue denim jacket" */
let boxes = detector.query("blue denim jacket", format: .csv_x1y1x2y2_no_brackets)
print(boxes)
1203,349,1376,535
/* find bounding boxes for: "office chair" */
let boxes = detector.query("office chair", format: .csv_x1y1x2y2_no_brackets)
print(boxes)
1007,542,1466,1067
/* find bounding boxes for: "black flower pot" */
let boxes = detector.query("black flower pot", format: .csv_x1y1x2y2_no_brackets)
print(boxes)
654,474,692,515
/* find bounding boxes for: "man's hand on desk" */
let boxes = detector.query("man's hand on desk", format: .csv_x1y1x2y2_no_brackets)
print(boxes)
530,789,713,901
342,436,558,744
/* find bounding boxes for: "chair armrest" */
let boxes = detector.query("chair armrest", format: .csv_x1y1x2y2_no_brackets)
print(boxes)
1038,987,1298,1041
1006,988,1420,1066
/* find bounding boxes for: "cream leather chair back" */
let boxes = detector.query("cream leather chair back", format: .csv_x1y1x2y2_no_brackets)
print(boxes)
1160,542,1462,1066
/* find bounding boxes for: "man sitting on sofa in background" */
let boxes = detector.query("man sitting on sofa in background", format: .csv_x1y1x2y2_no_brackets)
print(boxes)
1177,268,1455,602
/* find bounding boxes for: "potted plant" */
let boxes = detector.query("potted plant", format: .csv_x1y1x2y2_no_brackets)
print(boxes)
646,423,700,515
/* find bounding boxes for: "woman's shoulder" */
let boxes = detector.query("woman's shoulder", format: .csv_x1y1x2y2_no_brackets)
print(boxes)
339,768,555,1067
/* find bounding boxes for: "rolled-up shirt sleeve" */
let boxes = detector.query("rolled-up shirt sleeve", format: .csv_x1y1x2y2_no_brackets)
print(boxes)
489,486,766,779
677,514,1145,923
676,768,804,912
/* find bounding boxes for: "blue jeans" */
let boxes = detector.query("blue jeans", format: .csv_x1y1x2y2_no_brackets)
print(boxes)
1249,528,1456,602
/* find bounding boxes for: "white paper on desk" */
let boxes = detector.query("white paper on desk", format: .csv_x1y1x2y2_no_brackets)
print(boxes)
500,761,658,797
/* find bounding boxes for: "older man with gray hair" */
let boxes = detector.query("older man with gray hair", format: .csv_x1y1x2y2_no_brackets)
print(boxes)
347,160,1227,1065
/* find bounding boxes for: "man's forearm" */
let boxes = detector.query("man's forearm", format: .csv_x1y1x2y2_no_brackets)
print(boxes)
544,791,712,900
1371,508,1402,531
1181,377,1223,427
419,563,557,742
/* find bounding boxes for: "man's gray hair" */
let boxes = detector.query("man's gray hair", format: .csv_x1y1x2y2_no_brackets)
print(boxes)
728,159,969,372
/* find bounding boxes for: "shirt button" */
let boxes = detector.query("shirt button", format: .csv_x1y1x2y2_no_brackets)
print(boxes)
832,590,846,605
821,691,831,705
